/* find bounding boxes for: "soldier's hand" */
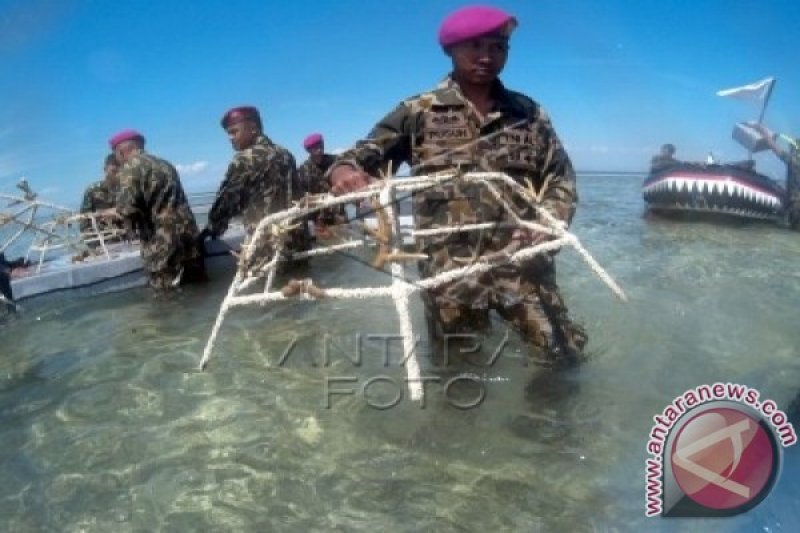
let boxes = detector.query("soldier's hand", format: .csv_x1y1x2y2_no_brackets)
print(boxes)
91,207,122,219
329,165,374,195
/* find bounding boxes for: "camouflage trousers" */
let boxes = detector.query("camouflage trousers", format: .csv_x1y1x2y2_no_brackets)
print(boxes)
421,259,587,367
288,222,313,266
148,256,207,291
1,268,13,312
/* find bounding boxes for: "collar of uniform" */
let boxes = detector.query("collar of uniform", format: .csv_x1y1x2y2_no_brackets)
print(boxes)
254,134,273,148
311,153,334,167
431,76,467,106
123,149,147,165
434,75,527,119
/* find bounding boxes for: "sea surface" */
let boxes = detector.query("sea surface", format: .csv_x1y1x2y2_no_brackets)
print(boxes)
1,173,799,532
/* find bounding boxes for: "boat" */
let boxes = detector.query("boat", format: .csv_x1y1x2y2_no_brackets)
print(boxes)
1,182,243,310
6,234,243,306
642,161,785,221
642,76,792,223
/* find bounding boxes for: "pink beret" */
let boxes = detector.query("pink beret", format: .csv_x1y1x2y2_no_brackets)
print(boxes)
109,129,144,150
438,5,517,48
221,106,261,129
303,133,323,150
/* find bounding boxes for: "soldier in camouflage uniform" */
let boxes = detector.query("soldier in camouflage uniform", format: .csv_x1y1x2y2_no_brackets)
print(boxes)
755,125,800,230
649,144,679,173
201,106,310,266
1,253,27,312
111,129,206,291
298,133,342,227
328,5,587,366
298,133,336,197
79,153,124,235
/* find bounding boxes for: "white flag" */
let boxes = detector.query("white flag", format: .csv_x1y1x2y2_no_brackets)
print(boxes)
716,77,775,100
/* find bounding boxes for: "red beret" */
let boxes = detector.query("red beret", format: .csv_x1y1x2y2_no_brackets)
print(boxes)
303,133,323,150
109,129,145,150
221,106,261,129
438,5,517,48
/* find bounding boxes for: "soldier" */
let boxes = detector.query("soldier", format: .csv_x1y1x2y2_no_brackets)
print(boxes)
111,129,206,290
298,133,336,197
754,124,800,230
0,253,28,312
328,5,586,366
200,106,309,263
79,153,124,235
650,144,679,173
298,132,343,230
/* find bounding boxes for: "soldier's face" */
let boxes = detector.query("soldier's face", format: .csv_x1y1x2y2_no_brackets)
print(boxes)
308,143,324,163
448,35,508,85
114,141,136,164
329,167,372,195
227,121,259,151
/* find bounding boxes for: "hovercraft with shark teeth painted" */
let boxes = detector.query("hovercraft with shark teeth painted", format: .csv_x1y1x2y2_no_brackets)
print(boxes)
642,161,785,222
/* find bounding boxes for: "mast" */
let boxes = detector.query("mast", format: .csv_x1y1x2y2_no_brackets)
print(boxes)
748,79,775,160
757,78,776,125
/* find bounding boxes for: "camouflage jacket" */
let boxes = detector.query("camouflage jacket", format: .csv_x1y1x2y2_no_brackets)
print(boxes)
79,180,122,233
298,154,336,197
298,153,344,223
332,76,578,305
650,155,678,173
116,151,201,273
208,135,298,236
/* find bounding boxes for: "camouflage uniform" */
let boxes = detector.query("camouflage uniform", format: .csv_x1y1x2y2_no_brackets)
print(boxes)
298,153,342,224
649,154,678,173
780,146,800,230
208,134,310,258
333,76,586,362
298,154,336,197
116,152,205,290
79,180,123,234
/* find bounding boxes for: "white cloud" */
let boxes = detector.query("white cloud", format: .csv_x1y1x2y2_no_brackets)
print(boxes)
176,161,209,176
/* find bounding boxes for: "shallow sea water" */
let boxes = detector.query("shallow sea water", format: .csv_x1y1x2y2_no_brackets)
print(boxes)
2,174,799,531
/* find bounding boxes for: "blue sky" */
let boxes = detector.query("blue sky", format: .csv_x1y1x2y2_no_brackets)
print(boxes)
1,0,798,205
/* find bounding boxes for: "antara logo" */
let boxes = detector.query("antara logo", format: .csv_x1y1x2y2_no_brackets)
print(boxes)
644,383,796,517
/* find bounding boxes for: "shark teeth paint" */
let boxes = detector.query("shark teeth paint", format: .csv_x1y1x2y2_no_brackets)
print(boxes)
642,164,785,220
